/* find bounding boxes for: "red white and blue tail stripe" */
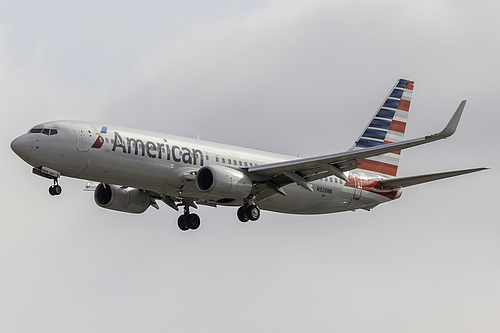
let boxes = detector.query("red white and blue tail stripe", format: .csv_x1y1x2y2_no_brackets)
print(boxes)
351,79,414,177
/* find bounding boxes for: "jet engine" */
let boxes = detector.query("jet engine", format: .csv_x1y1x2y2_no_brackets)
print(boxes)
196,165,253,199
94,183,151,214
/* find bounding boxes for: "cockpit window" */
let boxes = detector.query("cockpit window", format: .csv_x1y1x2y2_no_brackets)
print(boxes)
30,127,59,135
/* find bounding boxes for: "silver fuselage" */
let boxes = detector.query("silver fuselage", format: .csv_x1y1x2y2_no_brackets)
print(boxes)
11,121,400,214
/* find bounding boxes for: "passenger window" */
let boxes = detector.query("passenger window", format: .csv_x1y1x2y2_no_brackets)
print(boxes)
216,157,219,162
228,159,231,164
239,161,242,166
42,129,50,135
222,158,226,163
244,162,248,167
30,128,43,134
49,129,58,135
205,155,209,160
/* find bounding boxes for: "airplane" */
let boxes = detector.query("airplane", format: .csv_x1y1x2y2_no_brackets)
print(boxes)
11,79,486,231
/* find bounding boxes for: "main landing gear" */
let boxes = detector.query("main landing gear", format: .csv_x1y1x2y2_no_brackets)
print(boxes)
237,204,261,222
177,201,200,231
174,198,261,231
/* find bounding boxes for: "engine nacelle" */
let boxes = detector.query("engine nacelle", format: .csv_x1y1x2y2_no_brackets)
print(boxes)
94,183,150,214
196,165,253,199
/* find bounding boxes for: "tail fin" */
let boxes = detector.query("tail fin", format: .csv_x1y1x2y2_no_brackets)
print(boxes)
351,78,414,177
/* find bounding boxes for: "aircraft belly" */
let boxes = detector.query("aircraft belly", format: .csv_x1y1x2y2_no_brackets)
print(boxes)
259,183,352,214
350,190,393,210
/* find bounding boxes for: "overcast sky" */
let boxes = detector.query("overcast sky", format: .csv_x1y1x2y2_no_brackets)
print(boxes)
1,0,498,332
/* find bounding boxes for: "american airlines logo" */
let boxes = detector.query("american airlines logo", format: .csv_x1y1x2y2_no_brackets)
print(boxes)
91,136,104,149
110,132,204,166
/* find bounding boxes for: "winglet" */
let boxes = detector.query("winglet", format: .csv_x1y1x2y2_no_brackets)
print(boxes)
437,100,466,138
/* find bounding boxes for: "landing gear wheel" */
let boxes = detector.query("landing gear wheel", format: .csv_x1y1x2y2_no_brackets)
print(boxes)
187,214,200,230
246,205,260,221
53,185,62,195
177,200,201,231
177,215,189,231
49,184,62,196
237,207,250,222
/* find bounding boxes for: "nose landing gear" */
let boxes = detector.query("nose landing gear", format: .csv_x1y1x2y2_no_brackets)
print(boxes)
32,167,62,196
49,183,62,196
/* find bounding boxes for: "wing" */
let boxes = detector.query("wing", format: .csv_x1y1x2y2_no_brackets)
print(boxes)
248,101,467,201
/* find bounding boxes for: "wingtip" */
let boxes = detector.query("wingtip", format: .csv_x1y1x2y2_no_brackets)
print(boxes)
439,100,467,138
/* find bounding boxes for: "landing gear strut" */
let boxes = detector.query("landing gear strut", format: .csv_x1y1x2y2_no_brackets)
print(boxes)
33,167,62,196
237,204,260,222
177,200,200,231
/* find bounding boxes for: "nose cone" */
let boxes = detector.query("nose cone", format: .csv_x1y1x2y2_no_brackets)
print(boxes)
11,134,33,162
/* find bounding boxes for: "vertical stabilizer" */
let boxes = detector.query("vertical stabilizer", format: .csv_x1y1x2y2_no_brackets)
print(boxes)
351,78,414,177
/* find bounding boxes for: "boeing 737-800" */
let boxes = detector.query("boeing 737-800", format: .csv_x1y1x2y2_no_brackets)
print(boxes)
11,79,486,231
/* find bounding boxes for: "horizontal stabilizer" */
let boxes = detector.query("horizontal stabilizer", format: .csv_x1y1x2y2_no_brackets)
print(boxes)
379,167,487,188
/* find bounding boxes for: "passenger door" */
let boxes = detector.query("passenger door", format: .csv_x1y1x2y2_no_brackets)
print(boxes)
74,125,89,152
